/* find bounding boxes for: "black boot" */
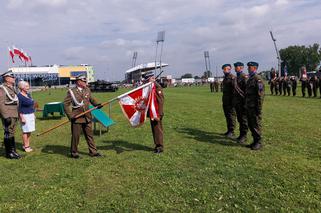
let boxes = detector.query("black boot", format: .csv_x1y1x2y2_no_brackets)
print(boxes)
9,137,21,159
251,142,262,150
4,138,19,159
237,135,247,144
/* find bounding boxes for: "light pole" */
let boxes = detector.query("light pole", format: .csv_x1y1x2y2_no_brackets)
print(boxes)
270,31,281,76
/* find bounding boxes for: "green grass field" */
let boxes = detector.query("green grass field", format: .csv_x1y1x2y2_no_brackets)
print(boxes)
0,85,321,212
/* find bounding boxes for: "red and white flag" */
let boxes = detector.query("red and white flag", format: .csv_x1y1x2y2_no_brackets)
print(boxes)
8,47,15,63
13,46,22,56
149,83,160,121
118,82,153,127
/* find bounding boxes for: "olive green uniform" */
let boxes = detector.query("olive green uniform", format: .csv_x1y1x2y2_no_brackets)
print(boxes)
0,83,20,158
233,73,248,137
222,73,236,133
245,74,264,145
63,87,100,157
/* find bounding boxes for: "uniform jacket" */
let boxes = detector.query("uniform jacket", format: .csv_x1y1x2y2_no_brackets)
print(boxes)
246,74,264,111
233,72,247,105
222,73,236,106
0,83,19,119
148,82,164,118
63,86,99,123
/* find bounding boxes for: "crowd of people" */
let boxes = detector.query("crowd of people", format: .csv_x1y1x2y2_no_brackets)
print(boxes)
269,67,321,98
0,71,164,159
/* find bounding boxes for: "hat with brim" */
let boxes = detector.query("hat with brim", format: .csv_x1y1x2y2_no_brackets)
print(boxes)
1,70,15,78
247,62,259,67
222,64,231,69
142,72,154,80
75,74,87,82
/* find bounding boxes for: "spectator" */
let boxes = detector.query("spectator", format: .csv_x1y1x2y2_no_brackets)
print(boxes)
17,81,35,152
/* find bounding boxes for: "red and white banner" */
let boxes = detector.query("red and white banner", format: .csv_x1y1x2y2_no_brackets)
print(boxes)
149,83,160,121
118,82,153,127
8,47,15,63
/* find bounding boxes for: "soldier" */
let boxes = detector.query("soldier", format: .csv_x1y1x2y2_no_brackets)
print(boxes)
283,75,291,96
210,82,214,93
63,74,103,158
278,76,283,95
214,78,219,92
142,73,165,153
269,68,277,95
307,75,313,98
233,62,248,143
221,64,236,138
309,75,318,97
245,62,264,150
0,71,21,159
300,66,308,97
290,76,297,96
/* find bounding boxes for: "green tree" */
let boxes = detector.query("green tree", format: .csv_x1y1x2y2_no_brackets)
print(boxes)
280,43,321,76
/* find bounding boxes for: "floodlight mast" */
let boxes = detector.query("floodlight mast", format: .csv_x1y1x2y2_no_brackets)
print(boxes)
154,31,165,77
270,31,281,76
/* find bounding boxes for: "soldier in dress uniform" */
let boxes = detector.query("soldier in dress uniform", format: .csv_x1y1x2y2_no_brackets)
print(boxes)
233,62,248,143
278,76,283,95
245,62,264,150
142,72,165,153
300,66,308,97
0,71,21,159
63,74,103,158
290,76,297,96
221,64,236,138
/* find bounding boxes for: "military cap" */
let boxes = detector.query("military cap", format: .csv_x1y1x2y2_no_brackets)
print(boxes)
142,72,154,80
75,74,87,82
247,61,259,67
234,62,244,67
222,64,231,69
1,70,15,78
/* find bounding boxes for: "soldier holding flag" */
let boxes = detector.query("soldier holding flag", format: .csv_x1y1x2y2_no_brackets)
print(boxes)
63,74,103,158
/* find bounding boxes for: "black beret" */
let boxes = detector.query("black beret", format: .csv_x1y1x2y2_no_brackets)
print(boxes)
222,64,231,69
75,74,87,81
247,61,259,67
234,62,244,67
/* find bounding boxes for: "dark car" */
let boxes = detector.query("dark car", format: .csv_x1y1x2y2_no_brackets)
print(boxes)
89,81,119,92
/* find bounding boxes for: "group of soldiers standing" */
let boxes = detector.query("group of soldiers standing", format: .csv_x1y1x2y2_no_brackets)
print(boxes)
269,67,321,98
221,62,264,150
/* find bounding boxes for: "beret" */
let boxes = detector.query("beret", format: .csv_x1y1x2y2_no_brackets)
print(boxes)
222,64,232,69
247,61,259,67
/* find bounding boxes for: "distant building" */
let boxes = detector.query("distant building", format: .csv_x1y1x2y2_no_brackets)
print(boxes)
7,64,95,86
125,62,168,83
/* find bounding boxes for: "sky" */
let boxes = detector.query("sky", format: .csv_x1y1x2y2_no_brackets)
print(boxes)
0,0,321,81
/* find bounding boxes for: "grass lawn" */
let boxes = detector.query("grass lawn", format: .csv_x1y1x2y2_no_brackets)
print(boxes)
0,85,321,212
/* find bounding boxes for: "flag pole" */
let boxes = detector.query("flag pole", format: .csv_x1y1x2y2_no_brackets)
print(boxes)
36,82,153,137
36,98,117,137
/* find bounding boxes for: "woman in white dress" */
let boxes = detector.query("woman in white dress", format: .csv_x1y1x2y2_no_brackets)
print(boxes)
17,81,36,152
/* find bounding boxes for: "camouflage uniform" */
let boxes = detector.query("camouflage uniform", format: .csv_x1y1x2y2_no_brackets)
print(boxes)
246,73,264,149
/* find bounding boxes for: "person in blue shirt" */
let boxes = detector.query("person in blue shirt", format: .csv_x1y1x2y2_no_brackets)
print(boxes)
17,81,35,152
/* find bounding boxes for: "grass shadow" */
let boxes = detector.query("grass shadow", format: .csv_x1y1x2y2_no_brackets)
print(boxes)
41,144,87,157
99,140,154,154
176,127,243,147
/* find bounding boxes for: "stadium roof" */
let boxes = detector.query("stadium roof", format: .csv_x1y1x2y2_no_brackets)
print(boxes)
125,62,168,74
